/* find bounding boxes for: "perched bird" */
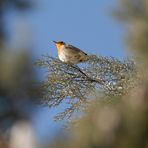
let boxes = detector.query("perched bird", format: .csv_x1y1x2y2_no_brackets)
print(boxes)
53,41,105,83
53,41,88,65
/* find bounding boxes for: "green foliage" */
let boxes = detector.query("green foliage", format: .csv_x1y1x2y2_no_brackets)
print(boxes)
113,0,148,21
0,0,33,46
0,0,33,10
36,55,137,120
50,88,148,148
113,0,148,64
0,0,36,135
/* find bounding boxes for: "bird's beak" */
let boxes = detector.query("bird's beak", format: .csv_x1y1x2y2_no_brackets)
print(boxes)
53,41,57,43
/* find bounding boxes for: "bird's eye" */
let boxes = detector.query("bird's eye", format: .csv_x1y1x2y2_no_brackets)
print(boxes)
60,41,64,44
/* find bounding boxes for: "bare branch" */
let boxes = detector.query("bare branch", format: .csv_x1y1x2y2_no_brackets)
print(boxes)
35,54,138,120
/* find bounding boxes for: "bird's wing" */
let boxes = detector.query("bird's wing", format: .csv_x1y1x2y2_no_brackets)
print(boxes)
65,44,87,55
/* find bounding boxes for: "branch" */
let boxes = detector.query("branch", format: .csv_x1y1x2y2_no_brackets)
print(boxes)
35,54,138,120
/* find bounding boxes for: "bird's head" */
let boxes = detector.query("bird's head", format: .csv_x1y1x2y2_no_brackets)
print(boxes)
53,41,66,54
53,41,65,46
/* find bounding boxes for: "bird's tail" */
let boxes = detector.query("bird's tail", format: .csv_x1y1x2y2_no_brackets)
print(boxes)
79,53,97,63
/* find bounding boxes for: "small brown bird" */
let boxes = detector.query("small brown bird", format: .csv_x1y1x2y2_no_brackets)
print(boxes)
53,41,88,65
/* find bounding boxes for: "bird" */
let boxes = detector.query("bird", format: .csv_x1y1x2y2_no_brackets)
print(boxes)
53,41,88,65
53,41,105,83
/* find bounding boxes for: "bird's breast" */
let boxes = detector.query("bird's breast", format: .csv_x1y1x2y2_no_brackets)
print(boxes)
56,44,64,56
58,50,67,62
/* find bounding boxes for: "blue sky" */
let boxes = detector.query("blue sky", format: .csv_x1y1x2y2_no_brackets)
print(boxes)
30,0,127,58
6,0,127,143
